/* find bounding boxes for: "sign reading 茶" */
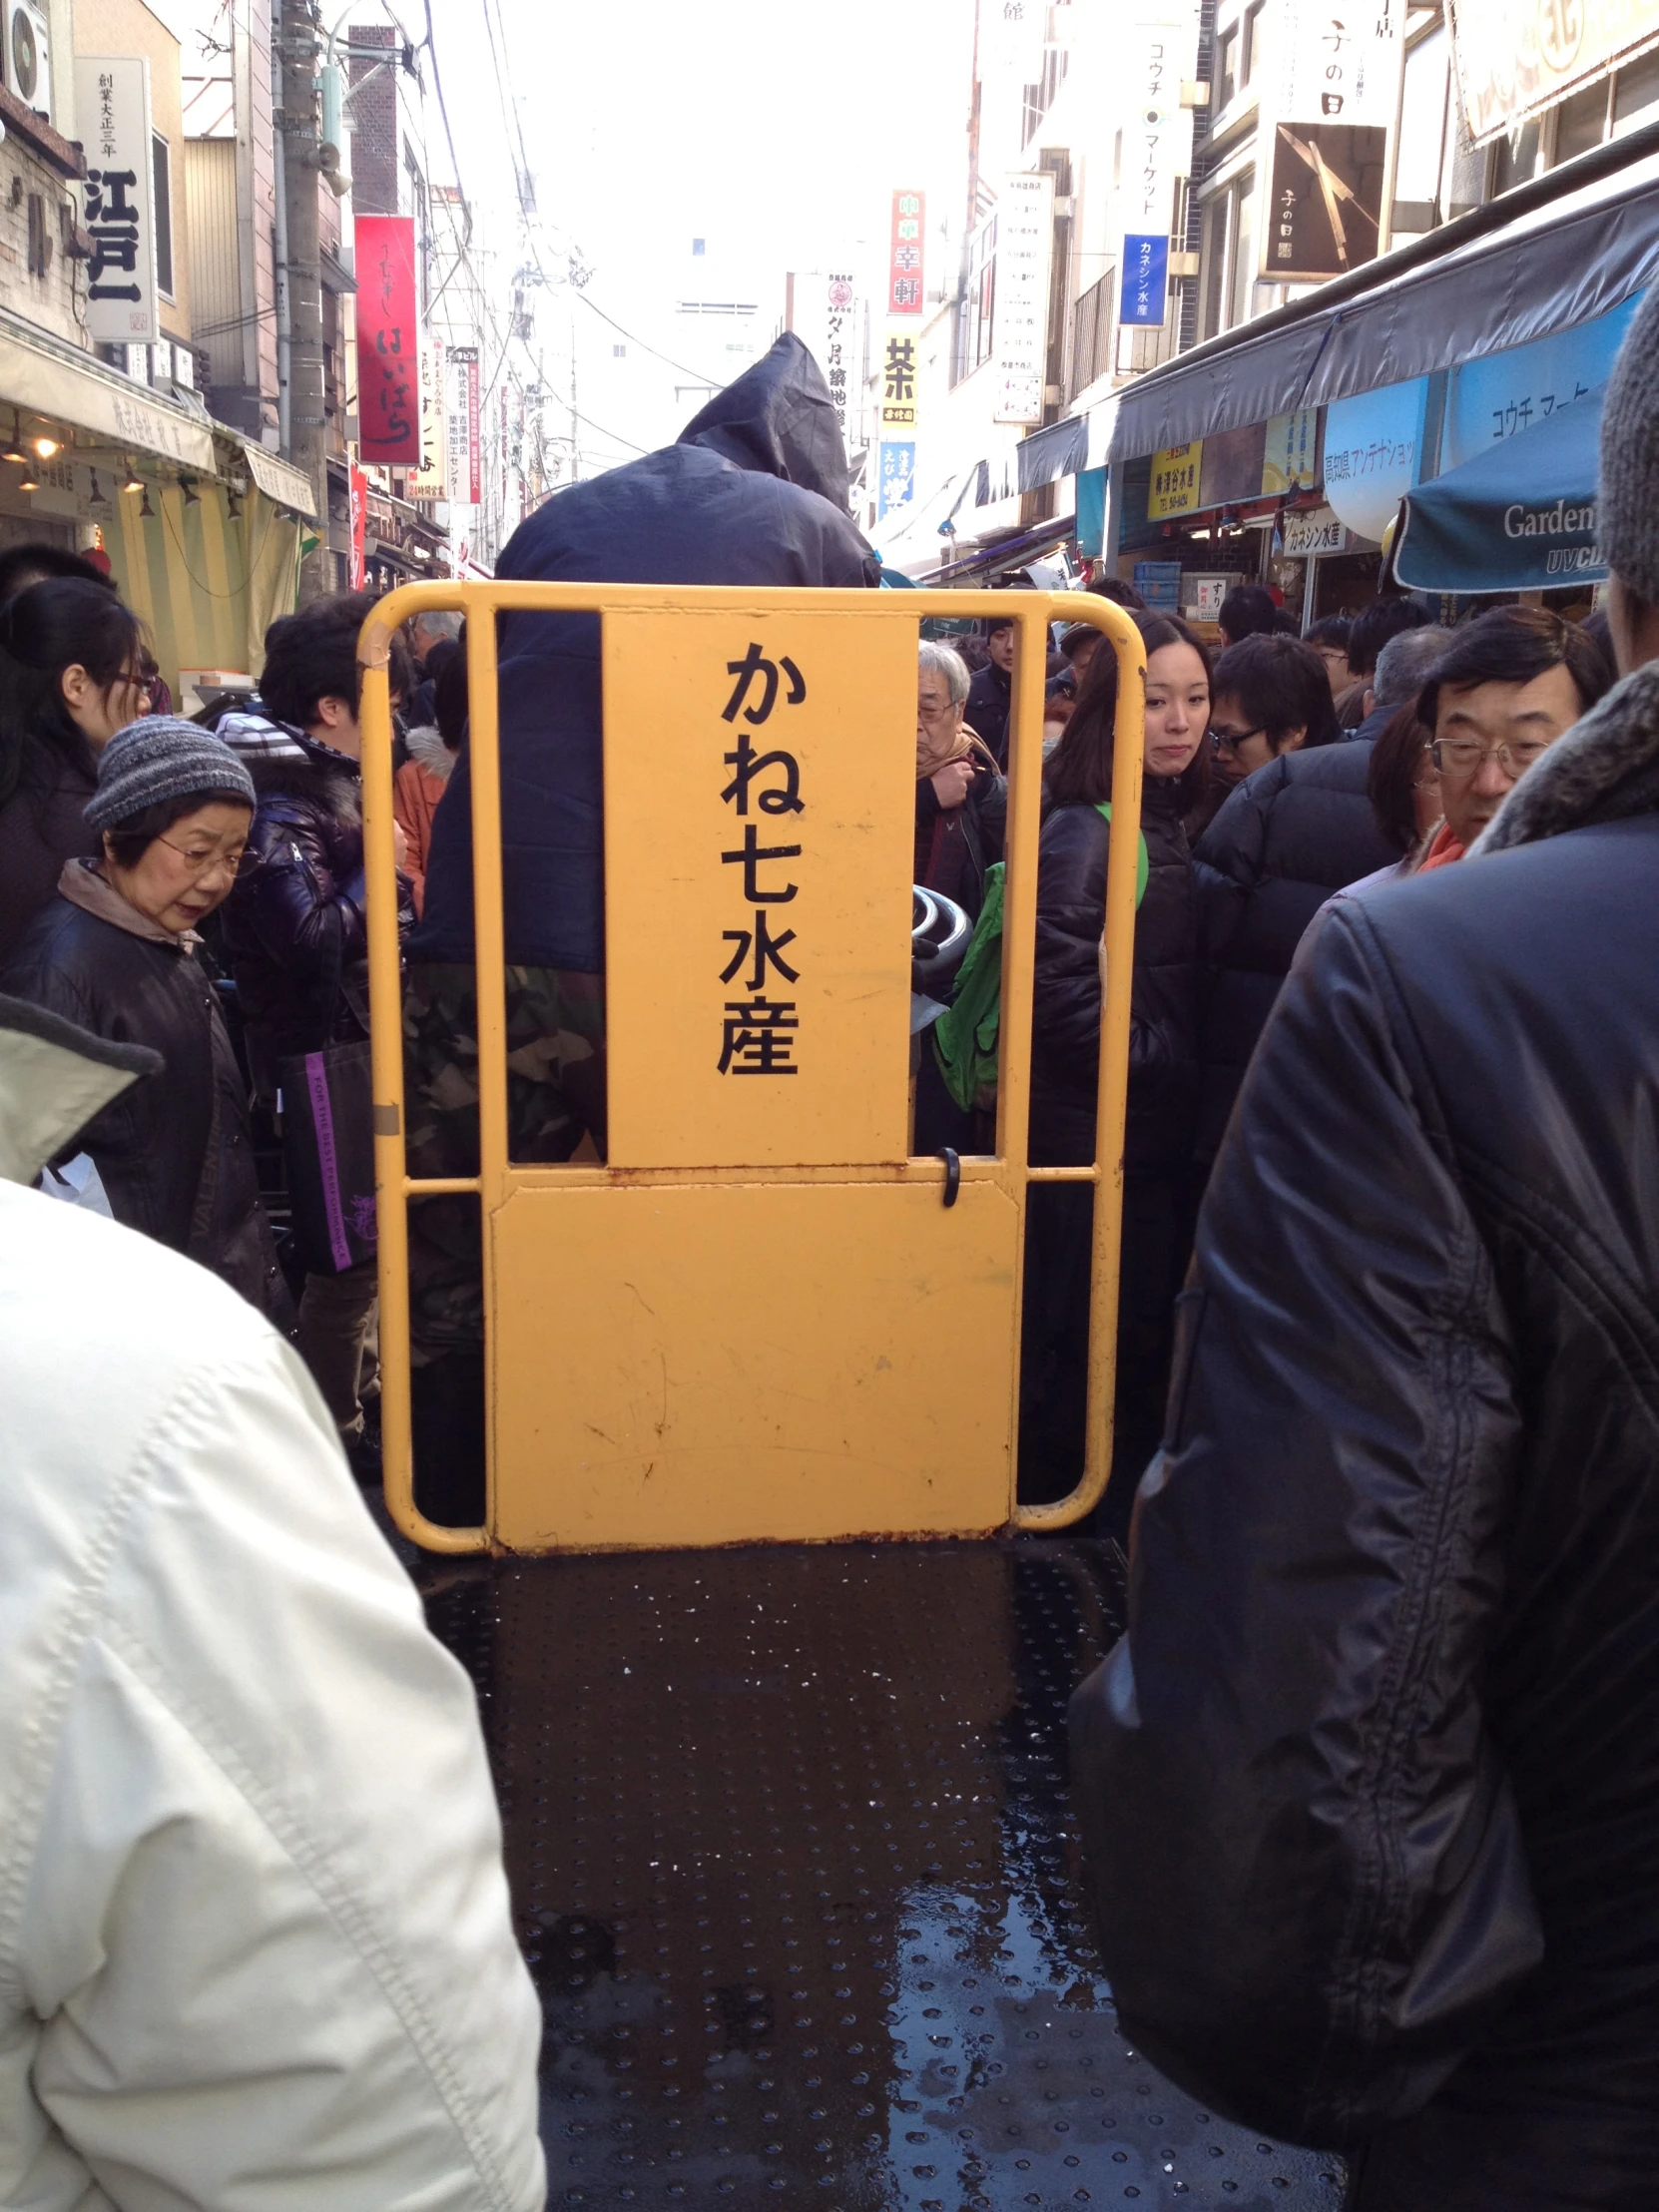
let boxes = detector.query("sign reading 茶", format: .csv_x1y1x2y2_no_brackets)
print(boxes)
355,215,421,467
75,58,158,343
602,608,914,1168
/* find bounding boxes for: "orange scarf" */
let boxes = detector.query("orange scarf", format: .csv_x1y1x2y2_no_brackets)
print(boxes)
1416,822,1466,871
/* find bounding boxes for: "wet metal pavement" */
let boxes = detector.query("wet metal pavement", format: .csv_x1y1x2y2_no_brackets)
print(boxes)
421,1540,1346,2212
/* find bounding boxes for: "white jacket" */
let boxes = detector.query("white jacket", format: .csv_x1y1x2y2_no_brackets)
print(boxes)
0,1182,545,2211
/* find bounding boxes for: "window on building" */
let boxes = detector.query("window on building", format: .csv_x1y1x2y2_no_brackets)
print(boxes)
953,214,997,386
1489,119,1542,195
692,238,706,256
1553,78,1611,163
613,343,626,357
1068,270,1113,398
1199,169,1256,340
1217,23,1239,110
1241,2,1264,85
1613,46,1659,132
152,133,173,296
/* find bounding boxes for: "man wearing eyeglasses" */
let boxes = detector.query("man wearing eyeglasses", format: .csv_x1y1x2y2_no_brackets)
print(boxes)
1071,283,1659,2208
1414,608,1611,868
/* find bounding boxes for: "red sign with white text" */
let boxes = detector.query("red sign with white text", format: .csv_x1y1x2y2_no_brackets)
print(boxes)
355,214,421,466
347,461,367,588
888,190,924,313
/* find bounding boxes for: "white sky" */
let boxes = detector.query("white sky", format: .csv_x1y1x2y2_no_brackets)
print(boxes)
424,0,977,459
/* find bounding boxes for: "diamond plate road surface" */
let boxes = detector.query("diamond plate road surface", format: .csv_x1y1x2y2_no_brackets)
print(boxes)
421,1541,1347,2211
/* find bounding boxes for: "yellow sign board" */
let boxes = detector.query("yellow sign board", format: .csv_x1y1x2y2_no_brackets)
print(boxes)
1262,408,1319,496
1148,440,1202,520
602,605,916,1169
880,325,921,433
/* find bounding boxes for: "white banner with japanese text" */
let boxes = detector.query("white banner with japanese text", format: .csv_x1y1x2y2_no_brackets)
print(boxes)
992,170,1054,425
75,57,159,344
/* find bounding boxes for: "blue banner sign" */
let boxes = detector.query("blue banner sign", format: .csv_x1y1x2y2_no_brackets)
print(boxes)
877,440,916,520
1120,234,1170,328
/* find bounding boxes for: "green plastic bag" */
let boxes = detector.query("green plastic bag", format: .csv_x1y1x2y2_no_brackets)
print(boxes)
930,808,1148,1114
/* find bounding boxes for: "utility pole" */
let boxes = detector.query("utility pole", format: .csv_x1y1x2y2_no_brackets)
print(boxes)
278,0,328,604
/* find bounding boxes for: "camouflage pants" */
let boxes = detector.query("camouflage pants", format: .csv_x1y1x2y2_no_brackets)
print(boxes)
402,962,607,1357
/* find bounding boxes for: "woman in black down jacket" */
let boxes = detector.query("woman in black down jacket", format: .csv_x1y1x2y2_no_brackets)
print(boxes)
1020,612,1211,1531
1,718,289,1321
217,593,412,1453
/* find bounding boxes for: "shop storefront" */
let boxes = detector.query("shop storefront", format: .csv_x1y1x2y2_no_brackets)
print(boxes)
1083,129,1659,626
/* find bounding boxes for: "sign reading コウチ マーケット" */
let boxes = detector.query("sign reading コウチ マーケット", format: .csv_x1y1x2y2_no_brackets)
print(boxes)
602,609,914,1169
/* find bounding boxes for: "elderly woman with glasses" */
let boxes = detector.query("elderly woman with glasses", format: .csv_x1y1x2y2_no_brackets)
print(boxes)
0,717,290,1322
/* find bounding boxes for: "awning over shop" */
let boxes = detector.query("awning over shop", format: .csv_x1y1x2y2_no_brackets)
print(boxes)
103,478,301,695
1015,413,1089,491
1394,390,1605,593
0,305,217,474
1109,147,1659,462
239,438,318,519
919,513,1075,583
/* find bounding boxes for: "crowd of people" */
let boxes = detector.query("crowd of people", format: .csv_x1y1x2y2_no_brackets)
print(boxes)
1,300,1657,2208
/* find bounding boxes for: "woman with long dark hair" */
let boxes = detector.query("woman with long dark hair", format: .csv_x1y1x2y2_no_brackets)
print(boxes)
0,578,149,961
1020,612,1212,1531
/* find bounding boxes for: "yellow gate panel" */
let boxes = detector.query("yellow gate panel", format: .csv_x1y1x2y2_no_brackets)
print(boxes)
489,1177,1020,1551
602,605,916,1170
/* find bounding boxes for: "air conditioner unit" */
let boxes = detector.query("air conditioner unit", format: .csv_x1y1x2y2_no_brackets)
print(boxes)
5,0,50,119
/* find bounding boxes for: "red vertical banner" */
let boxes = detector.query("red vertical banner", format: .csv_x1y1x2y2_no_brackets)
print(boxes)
888,190,924,313
347,461,367,588
355,214,421,466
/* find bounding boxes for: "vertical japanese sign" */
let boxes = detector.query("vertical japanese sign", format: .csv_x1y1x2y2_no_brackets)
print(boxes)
1262,407,1321,493
992,170,1054,425
888,190,925,314
75,59,158,343
407,335,448,498
347,461,367,589
1120,16,1189,328
877,327,920,521
444,346,475,502
1261,0,1402,279
602,608,915,1168
823,272,856,451
354,214,421,466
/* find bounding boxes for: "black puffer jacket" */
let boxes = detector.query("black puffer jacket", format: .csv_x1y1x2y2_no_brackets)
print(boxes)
1071,659,1659,2207
1029,777,1198,1171
218,718,386,1100
1193,740,1400,1160
0,868,287,1319
965,662,1012,769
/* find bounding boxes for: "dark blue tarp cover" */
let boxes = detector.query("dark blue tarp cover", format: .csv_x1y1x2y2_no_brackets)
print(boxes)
1393,388,1605,593
413,333,877,972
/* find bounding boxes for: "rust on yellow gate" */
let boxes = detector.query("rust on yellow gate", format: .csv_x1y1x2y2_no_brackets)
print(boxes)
358,584,1145,1554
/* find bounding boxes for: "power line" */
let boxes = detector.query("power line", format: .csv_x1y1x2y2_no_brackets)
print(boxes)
419,0,471,247
568,285,731,389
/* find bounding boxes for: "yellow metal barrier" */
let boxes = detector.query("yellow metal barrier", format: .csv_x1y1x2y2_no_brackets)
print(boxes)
359,584,1145,1553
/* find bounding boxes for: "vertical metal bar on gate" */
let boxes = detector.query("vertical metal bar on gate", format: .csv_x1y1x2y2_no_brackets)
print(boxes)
358,583,1145,1551
1012,601,1145,1533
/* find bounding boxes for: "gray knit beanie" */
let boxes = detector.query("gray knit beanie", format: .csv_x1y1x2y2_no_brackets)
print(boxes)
85,716,257,833
1599,286,1659,606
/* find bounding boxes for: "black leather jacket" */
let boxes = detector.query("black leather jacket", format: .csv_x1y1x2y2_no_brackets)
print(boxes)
221,749,385,1099
1071,660,1659,2205
1029,778,1198,1172
1,875,287,1320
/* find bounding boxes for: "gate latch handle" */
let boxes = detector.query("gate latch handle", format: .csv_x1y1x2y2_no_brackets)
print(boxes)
937,1147,960,1209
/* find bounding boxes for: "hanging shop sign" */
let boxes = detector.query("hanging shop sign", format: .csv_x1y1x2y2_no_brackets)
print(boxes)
1449,0,1659,145
75,58,159,344
449,345,482,505
824,273,857,448
879,327,920,436
992,170,1055,425
877,440,916,520
1148,439,1202,521
1443,294,1640,470
1262,407,1321,494
978,0,1048,93
1260,0,1403,282
407,335,448,500
1120,13,1190,328
1323,376,1426,544
888,192,925,314
355,214,421,468
348,462,367,590
1282,504,1352,557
